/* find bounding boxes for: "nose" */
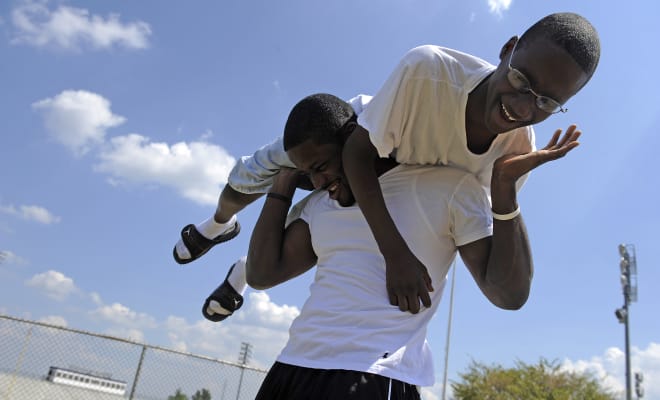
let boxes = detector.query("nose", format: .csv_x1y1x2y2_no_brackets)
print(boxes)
309,172,329,190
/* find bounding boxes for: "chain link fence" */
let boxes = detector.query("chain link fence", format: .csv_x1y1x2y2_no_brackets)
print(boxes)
0,314,267,400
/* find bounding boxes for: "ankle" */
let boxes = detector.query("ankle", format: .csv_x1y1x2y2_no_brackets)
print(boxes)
198,215,236,239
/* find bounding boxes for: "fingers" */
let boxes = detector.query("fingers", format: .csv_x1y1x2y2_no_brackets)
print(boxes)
396,295,412,313
545,125,581,150
386,258,433,314
405,295,419,313
388,289,432,314
544,128,562,149
423,268,434,292
420,290,432,309
389,292,398,308
556,125,581,148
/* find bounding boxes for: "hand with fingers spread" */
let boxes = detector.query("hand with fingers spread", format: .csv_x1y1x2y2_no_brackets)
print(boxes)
492,125,582,185
455,126,583,313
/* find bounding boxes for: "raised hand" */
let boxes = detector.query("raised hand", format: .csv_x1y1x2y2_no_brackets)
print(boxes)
492,125,581,184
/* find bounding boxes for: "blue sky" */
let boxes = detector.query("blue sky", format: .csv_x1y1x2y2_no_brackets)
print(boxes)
1,0,659,398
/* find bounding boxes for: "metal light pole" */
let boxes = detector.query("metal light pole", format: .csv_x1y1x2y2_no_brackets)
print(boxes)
441,260,457,400
235,342,252,400
615,244,637,400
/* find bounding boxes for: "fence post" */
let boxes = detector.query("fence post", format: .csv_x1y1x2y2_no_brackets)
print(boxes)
4,326,33,400
129,344,147,400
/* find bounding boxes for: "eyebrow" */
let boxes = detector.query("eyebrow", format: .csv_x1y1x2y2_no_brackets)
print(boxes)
308,159,328,172
512,57,563,101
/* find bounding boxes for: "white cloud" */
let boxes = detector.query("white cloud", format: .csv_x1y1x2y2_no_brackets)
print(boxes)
33,90,125,155
242,291,300,328
105,327,146,342
38,315,68,327
561,343,660,398
0,203,61,224
164,291,299,368
33,90,236,205
25,270,77,301
420,380,446,400
95,134,236,206
0,250,27,265
487,0,512,16
10,0,151,51
89,292,103,306
90,302,157,330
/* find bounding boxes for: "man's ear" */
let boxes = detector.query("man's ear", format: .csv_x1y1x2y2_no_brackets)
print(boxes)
340,121,358,144
499,36,518,61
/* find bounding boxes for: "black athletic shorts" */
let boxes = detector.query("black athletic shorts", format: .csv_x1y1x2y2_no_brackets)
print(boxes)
254,361,421,400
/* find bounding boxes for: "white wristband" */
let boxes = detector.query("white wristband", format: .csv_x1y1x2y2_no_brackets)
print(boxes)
492,206,521,221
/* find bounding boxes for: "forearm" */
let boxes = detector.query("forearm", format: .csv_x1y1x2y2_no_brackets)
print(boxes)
474,127,582,309
484,179,533,309
343,128,409,259
246,177,297,289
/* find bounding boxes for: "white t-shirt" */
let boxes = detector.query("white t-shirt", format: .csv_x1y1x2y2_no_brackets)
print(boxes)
358,45,535,189
276,165,493,387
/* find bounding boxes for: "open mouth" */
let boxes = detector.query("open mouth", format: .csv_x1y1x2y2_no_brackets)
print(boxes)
326,180,341,200
500,102,520,123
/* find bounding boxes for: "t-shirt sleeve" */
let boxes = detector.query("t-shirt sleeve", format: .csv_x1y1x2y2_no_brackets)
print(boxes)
297,191,323,226
357,46,433,158
450,174,493,246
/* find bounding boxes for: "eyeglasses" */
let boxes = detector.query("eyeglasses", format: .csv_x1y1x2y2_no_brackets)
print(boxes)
507,40,567,114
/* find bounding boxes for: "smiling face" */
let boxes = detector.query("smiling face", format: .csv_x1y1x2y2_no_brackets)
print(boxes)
481,37,589,135
287,139,355,207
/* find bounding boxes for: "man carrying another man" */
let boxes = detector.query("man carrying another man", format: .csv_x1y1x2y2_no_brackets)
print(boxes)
242,93,580,399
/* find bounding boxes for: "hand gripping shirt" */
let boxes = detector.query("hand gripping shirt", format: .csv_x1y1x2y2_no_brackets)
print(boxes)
358,45,535,189
276,165,493,387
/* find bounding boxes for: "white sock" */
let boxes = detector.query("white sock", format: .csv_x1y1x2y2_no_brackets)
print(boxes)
206,257,248,316
175,241,192,259
206,300,232,316
227,256,248,295
198,214,237,240
174,215,237,260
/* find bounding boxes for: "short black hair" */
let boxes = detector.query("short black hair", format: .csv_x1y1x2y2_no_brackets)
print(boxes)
283,93,356,151
519,12,600,81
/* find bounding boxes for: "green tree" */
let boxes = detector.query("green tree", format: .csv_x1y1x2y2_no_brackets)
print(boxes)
451,358,617,400
192,388,212,400
167,388,189,400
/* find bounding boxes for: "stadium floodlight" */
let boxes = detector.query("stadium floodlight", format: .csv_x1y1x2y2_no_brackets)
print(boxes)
236,342,252,400
615,244,638,400
635,372,644,398
614,308,627,324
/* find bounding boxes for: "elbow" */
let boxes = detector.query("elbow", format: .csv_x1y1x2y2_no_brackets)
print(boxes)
245,271,272,291
245,259,275,290
485,275,530,310
493,287,530,310
485,261,533,311
499,294,528,310
246,277,271,291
